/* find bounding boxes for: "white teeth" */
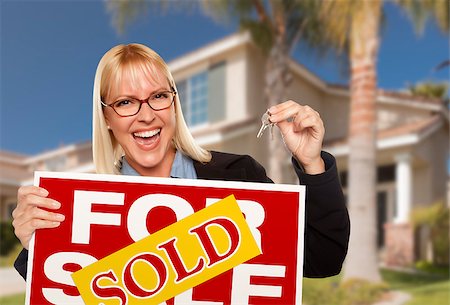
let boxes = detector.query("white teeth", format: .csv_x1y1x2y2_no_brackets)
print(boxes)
134,129,160,138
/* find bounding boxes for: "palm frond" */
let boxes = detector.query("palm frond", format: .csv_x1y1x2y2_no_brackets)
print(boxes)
240,19,274,54
106,0,199,35
395,0,449,35
106,0,147,35
200,0,254,26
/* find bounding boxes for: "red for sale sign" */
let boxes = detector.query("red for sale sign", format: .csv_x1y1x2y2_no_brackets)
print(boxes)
26,171,305,305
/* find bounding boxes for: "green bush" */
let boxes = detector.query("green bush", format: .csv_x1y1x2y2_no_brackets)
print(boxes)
414,260,450,278
340,279,388,305
411,201,449,266
303,281,344,305
303,277,388,305
0,221,20,256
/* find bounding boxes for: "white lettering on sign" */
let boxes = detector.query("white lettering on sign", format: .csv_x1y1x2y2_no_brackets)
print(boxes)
72,191,124,244
42,252,97,305
127,194,195,241
231,263,286,304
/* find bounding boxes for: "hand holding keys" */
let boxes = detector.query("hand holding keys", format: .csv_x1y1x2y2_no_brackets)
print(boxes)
256,110,274,139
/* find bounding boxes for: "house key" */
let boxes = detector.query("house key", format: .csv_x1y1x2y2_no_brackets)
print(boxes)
256,110,273,139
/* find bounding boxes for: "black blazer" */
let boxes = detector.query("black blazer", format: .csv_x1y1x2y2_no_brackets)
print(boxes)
15,150,349,279
194,150,350,278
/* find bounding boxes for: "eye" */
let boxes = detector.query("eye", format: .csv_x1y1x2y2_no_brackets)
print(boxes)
153,92,170,100
114,99,135,108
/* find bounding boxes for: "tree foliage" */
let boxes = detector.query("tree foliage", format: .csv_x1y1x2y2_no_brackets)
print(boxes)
411,201,450,266
395,0,450,35
407,81,449,99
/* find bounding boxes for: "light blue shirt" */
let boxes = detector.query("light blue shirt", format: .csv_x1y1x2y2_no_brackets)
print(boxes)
120,150,198,179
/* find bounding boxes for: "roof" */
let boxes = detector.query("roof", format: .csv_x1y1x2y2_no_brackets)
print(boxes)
325,114,447,155
326,84,445,110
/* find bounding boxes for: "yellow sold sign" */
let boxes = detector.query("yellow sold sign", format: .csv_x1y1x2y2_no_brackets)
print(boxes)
72,195,261,305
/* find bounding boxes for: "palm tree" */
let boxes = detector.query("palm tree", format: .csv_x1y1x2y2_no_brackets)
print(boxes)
320,0,449,282
319,0,383,283
105,0,336,183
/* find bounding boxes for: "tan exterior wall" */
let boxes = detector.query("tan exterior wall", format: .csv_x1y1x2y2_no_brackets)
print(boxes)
428,127,449,205
412,124,449,206
413,164,432,207
225,47,249,121
321,94,349,142
377,103,434,130
287,73,323,112
245,45,266,119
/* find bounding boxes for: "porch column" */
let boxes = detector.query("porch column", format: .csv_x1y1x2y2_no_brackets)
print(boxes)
394,153,412,223
384,152,414,267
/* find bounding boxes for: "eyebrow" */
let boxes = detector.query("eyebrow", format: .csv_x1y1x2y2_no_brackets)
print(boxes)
112,87,169,101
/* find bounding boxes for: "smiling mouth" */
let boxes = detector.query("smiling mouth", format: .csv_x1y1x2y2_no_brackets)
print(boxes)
133,129,161,146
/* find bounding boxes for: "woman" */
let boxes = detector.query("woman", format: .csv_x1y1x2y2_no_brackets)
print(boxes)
13,43,349,279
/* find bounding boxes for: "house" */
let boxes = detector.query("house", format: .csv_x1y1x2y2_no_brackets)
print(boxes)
1,32,448,266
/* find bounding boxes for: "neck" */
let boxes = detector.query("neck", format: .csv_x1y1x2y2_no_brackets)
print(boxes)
126,147,176,177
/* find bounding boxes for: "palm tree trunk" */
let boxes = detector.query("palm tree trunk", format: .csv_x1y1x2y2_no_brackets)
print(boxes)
344,0,382,282
266,35,292,183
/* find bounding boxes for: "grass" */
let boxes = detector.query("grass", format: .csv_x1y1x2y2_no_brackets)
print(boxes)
1,268,448,305
302,268,449,305
0,244,23,267
0,293,25,305
381,269,449,305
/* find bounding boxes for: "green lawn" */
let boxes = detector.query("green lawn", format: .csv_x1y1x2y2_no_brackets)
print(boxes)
0,293,25,305
381,269,449,305
302,268,449,305
1,268,448,305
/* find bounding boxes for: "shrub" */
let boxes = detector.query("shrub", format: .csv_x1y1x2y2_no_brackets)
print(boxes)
411,201,449,266
0,221,20,256
303,278,388,305
340,279,388,305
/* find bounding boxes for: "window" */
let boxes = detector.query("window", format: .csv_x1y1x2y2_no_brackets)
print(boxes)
177,62,226,128
177,71,208,127
44,155,67,171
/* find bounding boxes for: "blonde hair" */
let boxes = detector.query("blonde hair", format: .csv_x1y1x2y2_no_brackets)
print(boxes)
92,43,211,174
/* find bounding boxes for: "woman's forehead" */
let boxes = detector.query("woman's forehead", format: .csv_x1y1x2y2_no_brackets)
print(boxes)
108,65,169,98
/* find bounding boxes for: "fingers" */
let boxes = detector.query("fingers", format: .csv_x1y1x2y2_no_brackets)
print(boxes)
15,186,60,211
18,185,48,200
268,101,324,135
268,100,300,123
12,186,64,249
293,111,324,136
13,205,65,227
13,214,62,249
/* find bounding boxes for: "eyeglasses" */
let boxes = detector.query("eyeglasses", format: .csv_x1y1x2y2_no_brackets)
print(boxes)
101,89,177,117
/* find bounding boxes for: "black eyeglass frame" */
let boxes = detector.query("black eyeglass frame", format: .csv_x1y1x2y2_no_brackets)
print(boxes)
101,88,177,117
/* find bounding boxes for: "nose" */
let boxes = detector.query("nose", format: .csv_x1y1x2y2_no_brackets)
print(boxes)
136,102,156,123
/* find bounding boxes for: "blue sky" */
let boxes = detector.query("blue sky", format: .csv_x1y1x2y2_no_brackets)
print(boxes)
1,1,449,155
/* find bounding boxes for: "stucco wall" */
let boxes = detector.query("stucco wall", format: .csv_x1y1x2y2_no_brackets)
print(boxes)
224,48,249,121
412,122,449,206
245,45,266,118
377,103,434,130
428,127,449,204
413,164,432,207
321,93,349,142
286,73,323,111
